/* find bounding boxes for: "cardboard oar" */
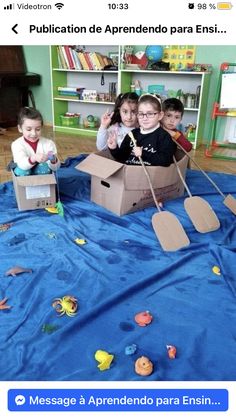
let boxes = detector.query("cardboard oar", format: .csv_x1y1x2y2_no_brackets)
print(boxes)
173,156,220,233
128,132,190,251
171,137,236,216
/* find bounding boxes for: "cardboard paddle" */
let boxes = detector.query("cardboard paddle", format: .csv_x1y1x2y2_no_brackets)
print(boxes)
173,156,220,233
171,137,236,216
128,132,190,251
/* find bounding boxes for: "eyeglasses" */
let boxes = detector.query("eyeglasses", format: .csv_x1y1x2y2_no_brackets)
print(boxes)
137,112,158,119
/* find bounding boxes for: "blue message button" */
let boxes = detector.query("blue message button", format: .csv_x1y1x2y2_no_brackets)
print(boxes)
8,389,228,412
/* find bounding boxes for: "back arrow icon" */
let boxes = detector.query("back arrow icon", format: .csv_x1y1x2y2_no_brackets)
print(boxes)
12,24,18,34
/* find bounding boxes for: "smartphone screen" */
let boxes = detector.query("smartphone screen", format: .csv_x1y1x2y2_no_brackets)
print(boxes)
0,1,236,418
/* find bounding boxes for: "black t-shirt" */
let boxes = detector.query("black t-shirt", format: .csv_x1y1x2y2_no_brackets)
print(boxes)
109,126,176,166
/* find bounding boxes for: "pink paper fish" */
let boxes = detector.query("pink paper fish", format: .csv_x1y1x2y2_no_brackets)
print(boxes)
0,297,11,310
5,266,32,277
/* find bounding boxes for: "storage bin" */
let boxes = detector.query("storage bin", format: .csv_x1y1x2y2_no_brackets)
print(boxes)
60,114,80,127
148,84,165,94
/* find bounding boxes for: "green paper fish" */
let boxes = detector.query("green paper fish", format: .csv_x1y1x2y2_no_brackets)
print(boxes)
55,201,64,217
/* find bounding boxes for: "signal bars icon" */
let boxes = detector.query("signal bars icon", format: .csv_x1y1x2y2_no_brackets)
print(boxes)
4,3,14,9
55,2,64,9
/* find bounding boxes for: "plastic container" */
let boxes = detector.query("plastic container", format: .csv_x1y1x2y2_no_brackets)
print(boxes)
148,84,165,94
60,114,80,127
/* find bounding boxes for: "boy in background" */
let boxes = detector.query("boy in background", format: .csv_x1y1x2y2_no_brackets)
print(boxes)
162,98,192,152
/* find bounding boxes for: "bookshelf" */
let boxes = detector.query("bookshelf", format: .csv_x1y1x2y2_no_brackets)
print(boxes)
50,46,120,136
50,46,211,148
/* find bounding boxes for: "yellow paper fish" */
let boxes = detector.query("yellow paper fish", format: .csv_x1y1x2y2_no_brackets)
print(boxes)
94,350,114,371
45,207,59,214
212,265,221,276
74,238,87,245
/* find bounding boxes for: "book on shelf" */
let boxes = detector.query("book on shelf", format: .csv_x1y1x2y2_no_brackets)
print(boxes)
57,86,85,99
58,86,85,92
57,95,80,100
89,52,102,70
78,52,90,70
56,46,115,71
58,91,78,96
57,46,67,69
71,49,82,70
84,52,94,70
64,46,75,69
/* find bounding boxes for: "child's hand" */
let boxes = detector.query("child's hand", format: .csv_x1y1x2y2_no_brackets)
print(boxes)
133,146,142,158
107,131,117,149
47,151,56,162
34,153,48,163
101,109,114,128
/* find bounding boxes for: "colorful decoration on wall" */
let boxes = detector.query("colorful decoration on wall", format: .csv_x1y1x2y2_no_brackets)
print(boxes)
162,45,196,71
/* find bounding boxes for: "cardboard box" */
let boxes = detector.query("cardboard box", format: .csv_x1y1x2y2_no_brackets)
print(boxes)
76,150,189,216
12,170,57,211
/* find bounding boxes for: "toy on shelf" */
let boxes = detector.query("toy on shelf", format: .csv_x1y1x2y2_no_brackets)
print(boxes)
134,80,142,96
82,90,97,102
132,48,148,69
185,123,196,142
123,45,133,65
83,114,99,129
146,45,163,63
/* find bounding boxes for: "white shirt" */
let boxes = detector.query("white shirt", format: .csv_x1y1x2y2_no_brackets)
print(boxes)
96,123,136,151
11,136,60,171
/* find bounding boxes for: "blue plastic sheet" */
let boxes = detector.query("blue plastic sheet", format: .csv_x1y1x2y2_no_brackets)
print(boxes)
0,155,236,381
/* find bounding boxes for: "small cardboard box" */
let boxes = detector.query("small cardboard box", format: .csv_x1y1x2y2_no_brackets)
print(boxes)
12,170,57,211
76,150,189,216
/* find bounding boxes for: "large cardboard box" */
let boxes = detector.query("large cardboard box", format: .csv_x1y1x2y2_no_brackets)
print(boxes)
12,170,57,211
76,150,189,216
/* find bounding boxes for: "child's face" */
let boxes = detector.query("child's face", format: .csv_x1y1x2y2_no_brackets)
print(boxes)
119,102,137,127
162,110,182,131
137,103,163,131
18,118,42,142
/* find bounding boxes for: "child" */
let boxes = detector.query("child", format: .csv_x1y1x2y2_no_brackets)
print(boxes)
162,98,192,152
96,92,139,151
11,107,60,176
108,94,176,166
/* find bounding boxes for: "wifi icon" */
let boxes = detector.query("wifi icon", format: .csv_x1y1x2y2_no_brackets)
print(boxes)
55,2,64,9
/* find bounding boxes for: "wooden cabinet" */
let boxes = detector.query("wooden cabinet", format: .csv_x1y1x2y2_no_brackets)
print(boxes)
0,46,41,127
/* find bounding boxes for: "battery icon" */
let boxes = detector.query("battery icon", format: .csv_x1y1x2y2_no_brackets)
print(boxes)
217,2,233,9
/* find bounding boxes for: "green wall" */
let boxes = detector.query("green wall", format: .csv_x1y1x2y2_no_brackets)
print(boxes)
196,46,236,141
23,46,52,125
23,45,236,141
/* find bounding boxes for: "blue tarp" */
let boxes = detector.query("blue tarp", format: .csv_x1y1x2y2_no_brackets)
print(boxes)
0,155,236,381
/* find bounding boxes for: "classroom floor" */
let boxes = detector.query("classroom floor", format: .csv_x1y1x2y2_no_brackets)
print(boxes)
0,126,235,183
